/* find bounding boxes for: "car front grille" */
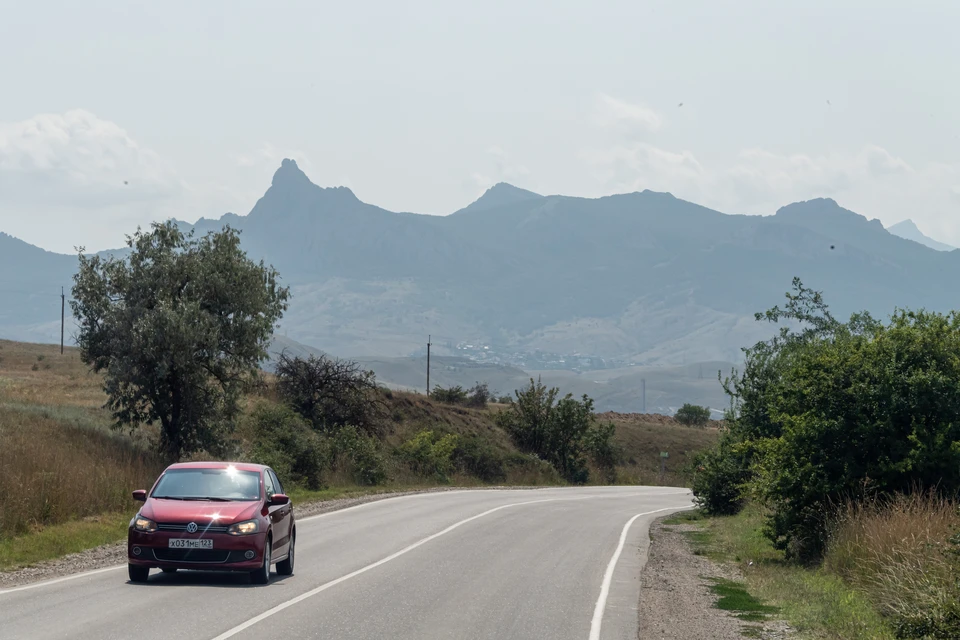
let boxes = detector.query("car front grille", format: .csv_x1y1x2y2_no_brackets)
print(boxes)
157,523,229,533
152,549,250,563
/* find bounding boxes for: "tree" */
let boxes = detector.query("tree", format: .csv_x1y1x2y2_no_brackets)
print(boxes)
71,222,289,461
496,378,594,483
274,352,385,436
675,403,711,427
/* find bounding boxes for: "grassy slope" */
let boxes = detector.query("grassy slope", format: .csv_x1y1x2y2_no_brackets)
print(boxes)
0,339,717,570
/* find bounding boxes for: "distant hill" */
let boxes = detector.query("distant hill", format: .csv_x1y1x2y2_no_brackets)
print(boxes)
886,219,956,252
5,158,960,414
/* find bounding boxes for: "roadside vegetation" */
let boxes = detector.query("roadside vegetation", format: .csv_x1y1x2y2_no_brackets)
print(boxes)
690,278,960,639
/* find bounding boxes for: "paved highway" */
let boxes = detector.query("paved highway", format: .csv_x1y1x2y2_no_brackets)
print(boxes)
0,487,692,640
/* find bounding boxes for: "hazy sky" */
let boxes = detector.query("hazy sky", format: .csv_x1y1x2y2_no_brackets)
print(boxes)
2,0,959,253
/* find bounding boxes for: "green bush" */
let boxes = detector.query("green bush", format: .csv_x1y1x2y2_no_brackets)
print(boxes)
430,385,468,404
675,403,711,427
453,436,506,483
496,378,594,484
690,432,751,515
330,425,387,486
704,278,960,559
397,430,459,481
583,422,622,469
247,403,328,490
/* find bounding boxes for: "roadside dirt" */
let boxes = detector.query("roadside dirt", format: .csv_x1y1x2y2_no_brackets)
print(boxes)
0,486,546,590
637,518,794,639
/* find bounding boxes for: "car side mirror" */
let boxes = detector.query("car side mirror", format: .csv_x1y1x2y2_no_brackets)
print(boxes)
132,490,147,502
269,493,289,506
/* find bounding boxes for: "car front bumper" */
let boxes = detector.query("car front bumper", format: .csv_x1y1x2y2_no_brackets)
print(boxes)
128,529,266,571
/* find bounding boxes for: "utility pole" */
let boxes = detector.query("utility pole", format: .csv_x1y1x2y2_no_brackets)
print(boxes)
60,287,65,355
641,378,646,413
426,335,432,397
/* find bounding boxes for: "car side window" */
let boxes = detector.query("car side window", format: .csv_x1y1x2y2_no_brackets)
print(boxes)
269,470,284,495
263,470,276,498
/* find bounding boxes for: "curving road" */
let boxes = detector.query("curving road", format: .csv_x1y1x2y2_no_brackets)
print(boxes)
0,487,692,640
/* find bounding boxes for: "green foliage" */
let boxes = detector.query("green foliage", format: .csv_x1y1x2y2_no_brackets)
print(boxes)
496,378,594,483
431,383,490,408
452,436,506,483
275,352,384,436
691,432,752,515
583,421,622,468
430,384,467,404
675,403,711,427
247,403,327,490
397,430,460,481
71,221,289,461
329,426,387,486
699,277,960,559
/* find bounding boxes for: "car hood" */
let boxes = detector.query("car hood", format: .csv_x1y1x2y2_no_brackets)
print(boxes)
143,499,262,525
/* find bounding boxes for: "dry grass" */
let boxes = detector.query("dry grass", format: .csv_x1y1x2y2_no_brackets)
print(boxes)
824,492,960,636
0,340,164,540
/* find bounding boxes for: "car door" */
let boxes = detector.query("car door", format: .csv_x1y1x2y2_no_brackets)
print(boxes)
265,469,292,556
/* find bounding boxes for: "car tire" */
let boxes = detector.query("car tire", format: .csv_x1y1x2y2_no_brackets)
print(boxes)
276,533,295,576
160,568,177,574
128,564,150,583
250,539,271,585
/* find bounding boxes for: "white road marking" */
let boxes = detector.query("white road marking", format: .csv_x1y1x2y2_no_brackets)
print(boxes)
0,565,125,596
588,505,694,640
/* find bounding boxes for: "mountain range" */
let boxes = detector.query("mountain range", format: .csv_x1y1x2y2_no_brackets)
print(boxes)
886,219,956,252
3,158,959,411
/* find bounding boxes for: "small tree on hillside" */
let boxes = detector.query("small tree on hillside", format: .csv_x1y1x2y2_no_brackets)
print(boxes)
274,352,385,436
496,378,595,483
71,222,289,461
675,403,711,427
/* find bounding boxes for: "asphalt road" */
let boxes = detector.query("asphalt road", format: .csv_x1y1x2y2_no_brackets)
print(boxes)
0,487,692,640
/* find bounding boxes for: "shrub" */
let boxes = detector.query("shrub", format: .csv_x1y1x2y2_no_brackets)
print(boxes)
496,394,513,404
247,403,327,490
583,422,622,468
430,385,467,405
675,403,711,427
496,378,593,484
397,430,459,481
329,425,387,486
690,432,752,515
275,352,385,436
453,436,506,483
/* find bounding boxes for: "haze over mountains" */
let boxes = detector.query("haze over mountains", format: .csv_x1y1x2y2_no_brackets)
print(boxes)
3,158,959,412
886,219,957,252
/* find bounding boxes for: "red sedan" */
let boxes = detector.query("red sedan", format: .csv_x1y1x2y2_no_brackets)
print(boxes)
127,462,295,584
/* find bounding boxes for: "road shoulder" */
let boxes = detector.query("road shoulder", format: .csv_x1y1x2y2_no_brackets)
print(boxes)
637,516,794,639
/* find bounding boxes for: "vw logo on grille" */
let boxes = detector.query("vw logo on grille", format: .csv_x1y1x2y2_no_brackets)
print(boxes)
186,522,198,534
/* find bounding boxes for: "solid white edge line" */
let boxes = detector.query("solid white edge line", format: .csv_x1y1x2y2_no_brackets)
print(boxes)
0,564,125,595
588,505,694,640
208,497,563,640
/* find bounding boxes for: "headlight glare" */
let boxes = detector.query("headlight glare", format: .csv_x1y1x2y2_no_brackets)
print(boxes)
134,516,157,533
227,519,259,536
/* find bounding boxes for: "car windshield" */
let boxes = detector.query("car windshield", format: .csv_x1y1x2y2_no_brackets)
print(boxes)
151,468,261,501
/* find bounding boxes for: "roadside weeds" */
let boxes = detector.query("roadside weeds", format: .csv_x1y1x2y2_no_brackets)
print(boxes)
638,514,794,639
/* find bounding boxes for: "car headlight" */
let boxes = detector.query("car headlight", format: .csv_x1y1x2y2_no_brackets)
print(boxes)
227,519,260,536
134,515,157,533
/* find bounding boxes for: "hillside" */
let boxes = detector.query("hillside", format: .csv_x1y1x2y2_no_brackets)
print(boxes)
6,160,960,413
0,338,717,567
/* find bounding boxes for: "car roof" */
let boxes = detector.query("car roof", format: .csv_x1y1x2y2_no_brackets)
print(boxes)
164,461,267,473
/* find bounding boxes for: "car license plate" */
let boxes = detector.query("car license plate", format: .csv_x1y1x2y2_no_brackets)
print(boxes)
168,538,213,549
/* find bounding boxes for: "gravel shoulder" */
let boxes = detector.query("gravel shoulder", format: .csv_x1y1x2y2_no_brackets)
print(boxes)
637,518,794,640
0,486,547,590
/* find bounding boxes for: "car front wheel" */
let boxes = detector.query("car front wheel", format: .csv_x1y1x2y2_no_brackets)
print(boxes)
128,564,149,583
250,540,271,585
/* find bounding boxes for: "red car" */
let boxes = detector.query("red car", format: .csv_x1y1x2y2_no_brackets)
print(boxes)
127,461,295,584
